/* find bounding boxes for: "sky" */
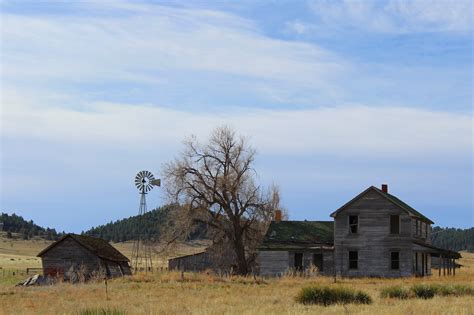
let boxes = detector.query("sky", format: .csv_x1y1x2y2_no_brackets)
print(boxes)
0,0,472,232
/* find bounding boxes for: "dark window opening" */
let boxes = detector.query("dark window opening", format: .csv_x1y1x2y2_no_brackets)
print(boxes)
391,252,400,270
294,253,303,271
425,224,429,239
390,215,400,234
349,251,358,269
415,220,420,236
349,215,358,234
313,254,323,271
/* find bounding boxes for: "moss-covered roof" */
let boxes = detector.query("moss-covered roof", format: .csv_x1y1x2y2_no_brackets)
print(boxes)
260,221,334,250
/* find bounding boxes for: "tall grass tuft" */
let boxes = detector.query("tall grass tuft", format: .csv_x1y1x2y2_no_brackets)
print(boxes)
411,284,437,299
380,285,410,299
77,308,126,315
295,286,372,306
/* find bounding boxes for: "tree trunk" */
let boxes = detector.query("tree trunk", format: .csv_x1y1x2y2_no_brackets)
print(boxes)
232,222,249,275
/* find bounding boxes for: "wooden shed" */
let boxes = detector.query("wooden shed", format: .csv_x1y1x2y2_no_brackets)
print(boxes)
37,234,131,280
258,220,334,276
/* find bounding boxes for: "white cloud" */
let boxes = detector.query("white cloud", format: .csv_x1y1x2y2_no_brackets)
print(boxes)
3,90,470,159
1,3,345,89
307,0,473,33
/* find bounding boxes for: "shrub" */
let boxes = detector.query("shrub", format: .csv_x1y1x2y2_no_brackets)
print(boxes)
77,308,126,315
380,285,410,299
411,284,436,299
431,284,474,297
295,286,372,306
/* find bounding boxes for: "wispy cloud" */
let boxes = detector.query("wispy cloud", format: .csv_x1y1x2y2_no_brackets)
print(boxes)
305,0,473,34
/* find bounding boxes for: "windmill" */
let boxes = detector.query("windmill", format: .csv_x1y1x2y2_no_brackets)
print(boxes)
131,170,160,273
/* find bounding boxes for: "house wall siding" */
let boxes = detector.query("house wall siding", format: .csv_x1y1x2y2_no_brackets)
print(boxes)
334,189,413,277
258,249,334,276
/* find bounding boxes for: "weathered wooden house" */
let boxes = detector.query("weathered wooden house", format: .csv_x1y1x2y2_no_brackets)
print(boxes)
258,220,334,276
258,184,460,277
37,234,131,280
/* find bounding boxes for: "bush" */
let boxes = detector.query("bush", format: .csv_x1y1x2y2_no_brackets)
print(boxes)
411,284,436,299
380,285,410,299
295,286,372,306
430,284,474,297
77,308,126,315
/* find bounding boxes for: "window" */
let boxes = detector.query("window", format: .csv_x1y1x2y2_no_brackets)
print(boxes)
391,252,400,270
390,215,400,234
349,251,358,269
425,224,429,239
349,215,358,234
313,254,323,271
294,253,303,271
415,219,420,236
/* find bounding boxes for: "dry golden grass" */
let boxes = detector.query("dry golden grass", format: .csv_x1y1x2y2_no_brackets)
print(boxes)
1,234,472,314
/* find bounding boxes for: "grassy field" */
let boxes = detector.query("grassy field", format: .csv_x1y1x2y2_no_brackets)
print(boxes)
0,234,473,314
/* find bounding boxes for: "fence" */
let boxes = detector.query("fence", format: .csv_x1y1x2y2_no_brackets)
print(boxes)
0,267,43,278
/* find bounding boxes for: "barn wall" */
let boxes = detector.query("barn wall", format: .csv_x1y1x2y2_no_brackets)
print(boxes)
334,189,414,277
41,237,101,277
169,252,216,272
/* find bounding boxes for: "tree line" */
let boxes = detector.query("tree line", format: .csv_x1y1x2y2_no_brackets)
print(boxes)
431,226,474,252
0,212,65,240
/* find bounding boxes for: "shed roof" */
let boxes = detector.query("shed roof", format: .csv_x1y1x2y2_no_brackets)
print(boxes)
37,234,129,262
260,221,334,250
330,186,434,224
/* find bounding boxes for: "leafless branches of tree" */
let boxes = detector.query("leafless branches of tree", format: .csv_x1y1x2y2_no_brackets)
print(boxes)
162,126,281,275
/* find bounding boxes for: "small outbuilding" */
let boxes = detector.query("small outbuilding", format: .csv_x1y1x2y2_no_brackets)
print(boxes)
37,233,131,280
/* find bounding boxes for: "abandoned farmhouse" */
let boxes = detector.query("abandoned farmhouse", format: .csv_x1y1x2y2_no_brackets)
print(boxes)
258,184,460,277
37,234,131,280
171,184,460,278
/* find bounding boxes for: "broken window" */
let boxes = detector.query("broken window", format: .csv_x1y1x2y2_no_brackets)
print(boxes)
391,252,400,270
294,253,303,271
349,251,358,269
390,215,400,234
349,215,358,234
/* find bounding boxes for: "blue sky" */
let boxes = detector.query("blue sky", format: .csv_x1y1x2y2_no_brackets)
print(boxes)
1,0,472,232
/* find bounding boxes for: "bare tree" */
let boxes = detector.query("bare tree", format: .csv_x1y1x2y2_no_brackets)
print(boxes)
163,126,280,275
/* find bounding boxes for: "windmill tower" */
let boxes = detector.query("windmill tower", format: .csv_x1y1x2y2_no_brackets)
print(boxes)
131,170,160,273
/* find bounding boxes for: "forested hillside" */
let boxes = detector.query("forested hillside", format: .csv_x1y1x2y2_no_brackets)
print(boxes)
82,205,172,242
431,226,474,252
0,212,64,240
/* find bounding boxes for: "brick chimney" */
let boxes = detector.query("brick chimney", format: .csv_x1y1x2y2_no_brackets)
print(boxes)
275,210,282,222
381,184,388,193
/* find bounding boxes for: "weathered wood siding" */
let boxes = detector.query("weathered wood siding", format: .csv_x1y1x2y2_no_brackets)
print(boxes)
258,251,289,276
41,237,101,277
258,249,334,277
334,189,413,277
41,238,130,278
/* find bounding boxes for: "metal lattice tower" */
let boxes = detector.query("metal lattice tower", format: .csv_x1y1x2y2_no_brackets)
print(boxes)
131,170,160,273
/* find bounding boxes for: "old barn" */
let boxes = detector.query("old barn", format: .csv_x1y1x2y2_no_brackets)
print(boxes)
38,234,131,280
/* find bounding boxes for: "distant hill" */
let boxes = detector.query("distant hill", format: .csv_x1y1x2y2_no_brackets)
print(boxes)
0,212,64,240
431,226,474,252
83,204,208,242
82,205,173,242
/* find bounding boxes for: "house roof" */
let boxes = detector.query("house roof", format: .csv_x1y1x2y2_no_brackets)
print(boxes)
330,186,434,224
413,240,461,258
37,234,129,262
260,221,334,250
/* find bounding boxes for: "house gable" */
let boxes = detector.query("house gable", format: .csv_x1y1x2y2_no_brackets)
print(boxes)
329,186,434,224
